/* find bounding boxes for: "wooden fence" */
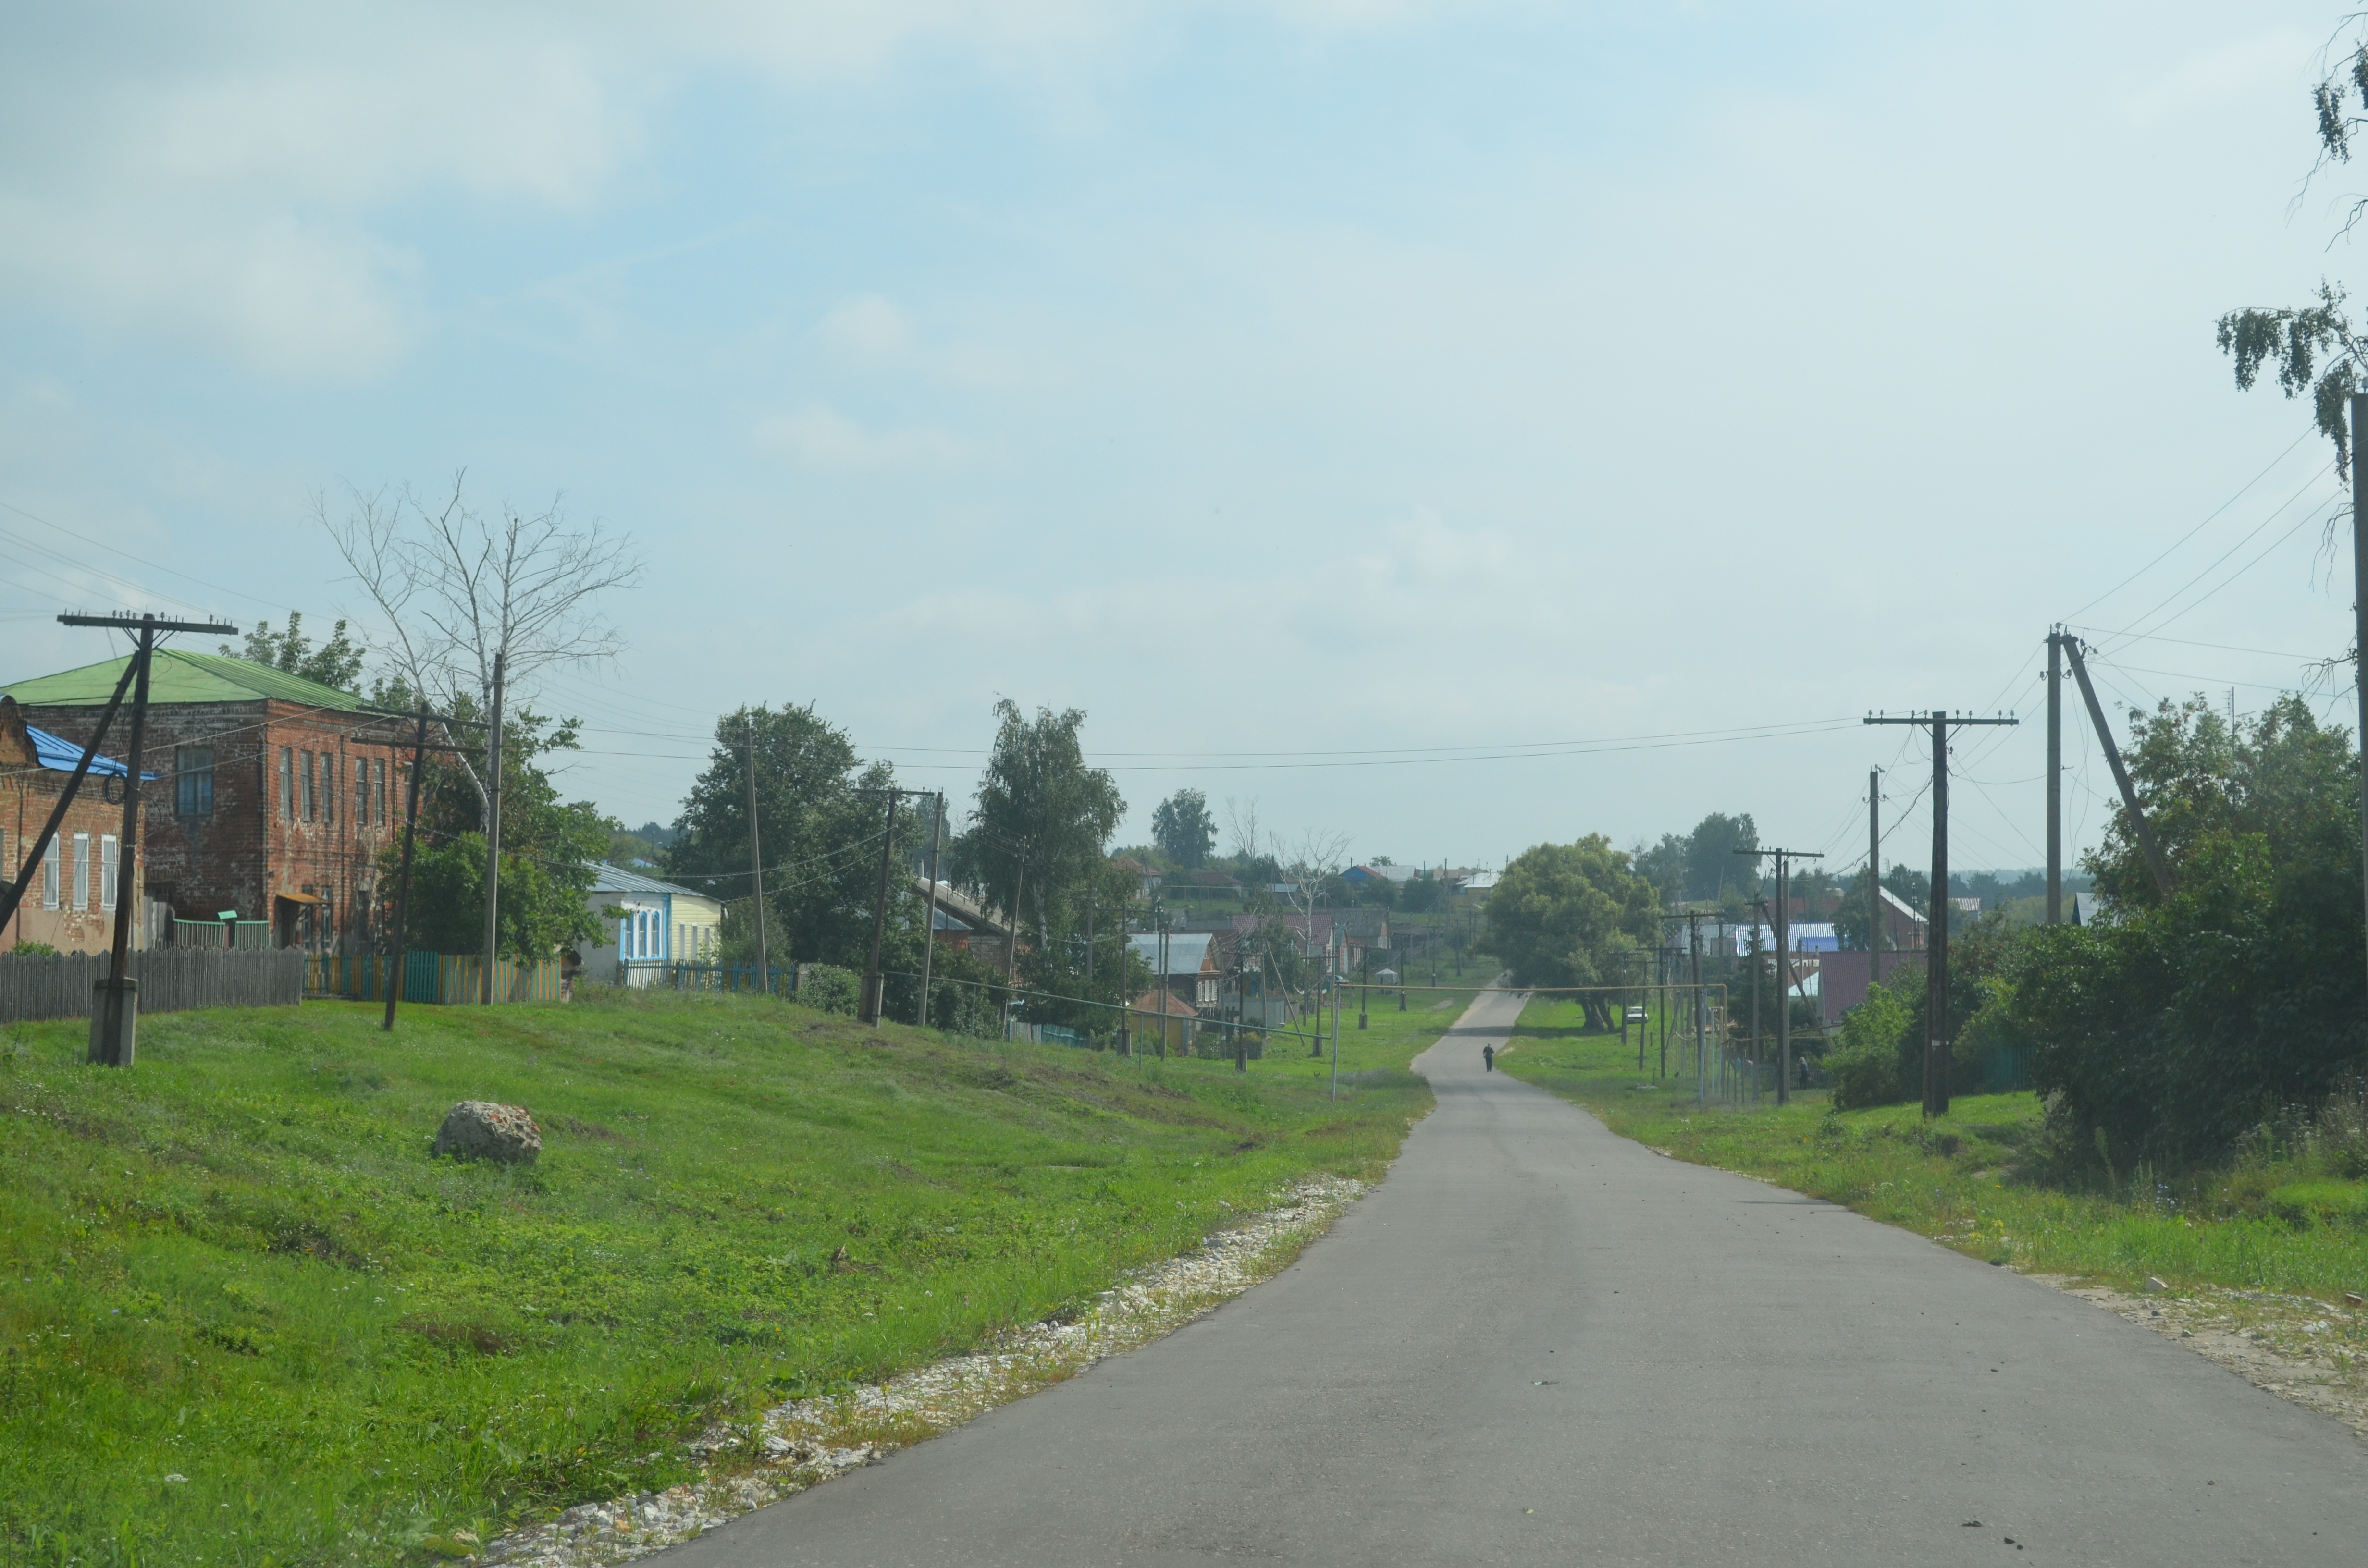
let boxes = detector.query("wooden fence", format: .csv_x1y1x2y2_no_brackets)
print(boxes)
0,949,305,1023
307,952,565,1005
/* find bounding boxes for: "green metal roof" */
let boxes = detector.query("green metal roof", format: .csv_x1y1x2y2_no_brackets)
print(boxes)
0,649,371,712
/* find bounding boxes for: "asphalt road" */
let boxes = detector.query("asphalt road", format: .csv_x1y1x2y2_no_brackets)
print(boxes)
667,986,2368,1566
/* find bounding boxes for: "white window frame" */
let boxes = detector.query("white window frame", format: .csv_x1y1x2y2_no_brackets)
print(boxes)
100,835,118,912
41,840,59,910
71,833,91,912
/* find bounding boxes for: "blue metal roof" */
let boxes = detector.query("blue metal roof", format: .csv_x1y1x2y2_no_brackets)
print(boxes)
586,862,709,899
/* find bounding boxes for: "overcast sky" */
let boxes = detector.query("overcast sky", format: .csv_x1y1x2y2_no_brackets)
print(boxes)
2,1,2359,880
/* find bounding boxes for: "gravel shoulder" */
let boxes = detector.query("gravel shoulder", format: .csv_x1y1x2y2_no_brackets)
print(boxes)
479,1175,1367,1567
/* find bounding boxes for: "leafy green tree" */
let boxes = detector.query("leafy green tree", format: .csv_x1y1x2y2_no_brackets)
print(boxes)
1151,788,1216,869
1486,835,1660,1029
222,612,366,691
666,703,894,967
949,701,1124,948
2008,695,2367,1164
384,709,607,958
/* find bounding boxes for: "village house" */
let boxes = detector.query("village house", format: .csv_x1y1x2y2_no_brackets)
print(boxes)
583,863,723,983
4,652,411,951
1127,930,1222,1012
0,697,145,955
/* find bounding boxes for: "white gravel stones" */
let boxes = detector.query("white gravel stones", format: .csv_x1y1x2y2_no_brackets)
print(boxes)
480,1174,1364,1567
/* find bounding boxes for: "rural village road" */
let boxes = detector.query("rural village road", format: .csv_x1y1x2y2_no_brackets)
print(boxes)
666,986,2368,1566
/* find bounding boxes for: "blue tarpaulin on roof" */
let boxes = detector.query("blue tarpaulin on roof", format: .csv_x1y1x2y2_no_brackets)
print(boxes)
26,724,145,778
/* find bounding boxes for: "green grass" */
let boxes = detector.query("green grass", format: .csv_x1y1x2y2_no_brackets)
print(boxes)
0,986,1445,1567
1498,996,2368,1303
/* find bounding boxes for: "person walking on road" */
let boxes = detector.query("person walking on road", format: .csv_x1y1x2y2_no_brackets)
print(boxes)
1482,1044,1495,1072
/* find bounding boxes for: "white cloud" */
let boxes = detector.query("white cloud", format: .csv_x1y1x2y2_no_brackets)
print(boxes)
752,403,985,468
818,295,916,362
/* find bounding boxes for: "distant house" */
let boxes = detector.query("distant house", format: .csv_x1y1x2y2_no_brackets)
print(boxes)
1128,931,1221,1010
0,696,146,955
1129,989,1197,1051
583,864,723,983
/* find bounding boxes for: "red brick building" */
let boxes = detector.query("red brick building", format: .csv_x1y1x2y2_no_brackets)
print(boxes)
5,652,408,951
0,696,145,954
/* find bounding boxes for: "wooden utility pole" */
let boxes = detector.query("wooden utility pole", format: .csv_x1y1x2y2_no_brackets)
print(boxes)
479,650,506,1006
1736,846,1823,1104
917,793,942,1028
1866,709,2018,1116
860,789,900,1026
744,719,768,996
1865,771,1884,993
2062,638,2173,900
2046,629,2064,924
52,613,237,1066
384,707,430,1031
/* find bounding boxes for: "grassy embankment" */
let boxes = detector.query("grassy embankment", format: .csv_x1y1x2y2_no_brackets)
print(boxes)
0,983,1451,1567
1498,994,2368,1302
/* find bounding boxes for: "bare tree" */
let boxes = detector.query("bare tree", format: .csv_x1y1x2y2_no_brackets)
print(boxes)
322,473,642,997
1222,796,1263,864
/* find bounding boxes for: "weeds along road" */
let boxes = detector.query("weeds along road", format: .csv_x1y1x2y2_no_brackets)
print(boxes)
666,986,2368,1567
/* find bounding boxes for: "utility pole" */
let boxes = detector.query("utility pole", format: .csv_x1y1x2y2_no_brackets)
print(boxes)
1157,904,1170,1059
2356,393,2368,1037
1116,905,1132,1057
744,719,768,996
385,707,430,1031
859,789,901,1026
1747,919,1762,1102
52,614,234,1066
1329,924,1342,1101
478,650,506,1006
1866,708,2018,1116
2062,638,2173,899
1867,768,1884,990
1357,943,1368,1030
1688,913,1707,1102
1735,846,1823,1105
2046,629,2063,924
916,793,943,1028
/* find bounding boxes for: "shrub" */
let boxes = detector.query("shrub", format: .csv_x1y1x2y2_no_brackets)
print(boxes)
798,964,859,1015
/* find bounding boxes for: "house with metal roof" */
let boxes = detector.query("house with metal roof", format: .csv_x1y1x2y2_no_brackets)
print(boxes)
5,650,410,951
1127,930,1221,1011
583,863,724,984
0,695,148,955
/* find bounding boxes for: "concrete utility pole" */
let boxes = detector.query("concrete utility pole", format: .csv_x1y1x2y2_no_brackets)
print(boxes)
744,719,768,996
2046,629,2064,924
2356,393,2368,1032
1865,709,2018,1116
1735,846,1823,1105
52,613,237,1065
917,793,943,1028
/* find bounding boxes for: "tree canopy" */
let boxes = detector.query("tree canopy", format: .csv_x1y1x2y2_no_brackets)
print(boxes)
665,703,895,967
1486,835,1660,1028
222,612,366,692
2009,695,2367,1163
949,701,1123,943
1151,788,1216,869
384,707,606,959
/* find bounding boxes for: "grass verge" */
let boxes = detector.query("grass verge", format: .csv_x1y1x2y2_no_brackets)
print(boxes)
1,985,1444,1567
1498,995,2368,1303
